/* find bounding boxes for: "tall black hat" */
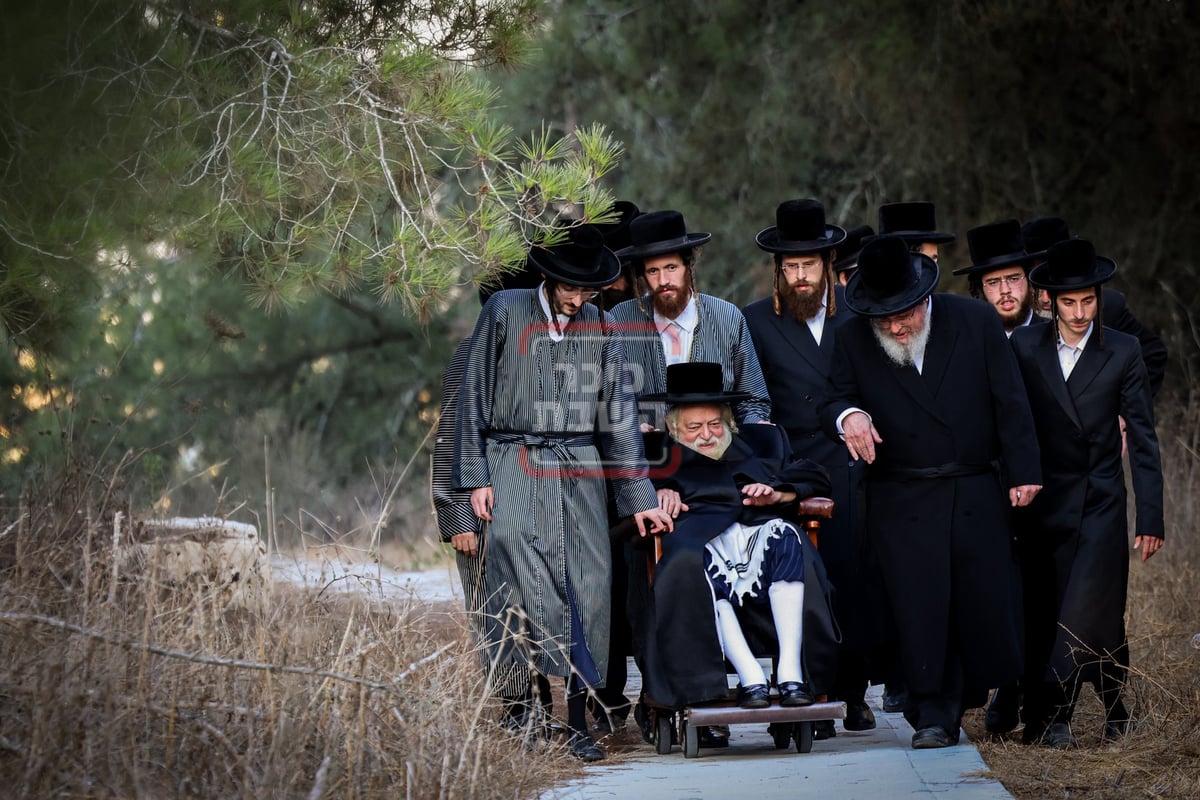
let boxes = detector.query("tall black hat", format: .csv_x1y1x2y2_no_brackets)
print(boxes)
1027,238,1116,292
1021,217,1073,259
952,219,1039,276
615,210,711,261
844,235,940,317
592,200,641,253
526,224,621,288
755,199,847,255
640,362,750,405
833,224,875,272
869,202,955,244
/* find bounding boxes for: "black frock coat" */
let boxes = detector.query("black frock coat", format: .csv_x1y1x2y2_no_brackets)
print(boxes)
819,294,1042,695
637,424,838,709
743,285,880,654
1009,323,1163,684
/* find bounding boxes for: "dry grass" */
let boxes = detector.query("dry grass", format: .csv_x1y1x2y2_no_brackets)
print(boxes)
968,394,1200,799
0,467,582,798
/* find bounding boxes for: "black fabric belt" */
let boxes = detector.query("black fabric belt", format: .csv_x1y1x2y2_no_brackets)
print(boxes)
875,461,997,481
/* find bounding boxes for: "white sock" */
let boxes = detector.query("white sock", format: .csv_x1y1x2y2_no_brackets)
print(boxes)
769,581,805,684
714,598,767,687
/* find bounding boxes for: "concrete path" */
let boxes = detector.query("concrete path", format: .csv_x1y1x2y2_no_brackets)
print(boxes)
545,682,1012,800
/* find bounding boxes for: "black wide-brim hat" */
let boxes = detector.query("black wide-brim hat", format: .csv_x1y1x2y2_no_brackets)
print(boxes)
640,362,750,405
756,199,847,255
844,235,940,317
477,260,544,306
833,224,875,271
952,219,1042,276
1028,238,1116,292
866,201,956,244
614,210,711,261
526,224,622,288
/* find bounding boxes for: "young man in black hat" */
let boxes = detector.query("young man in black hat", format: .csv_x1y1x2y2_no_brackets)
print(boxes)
633,362,838,713
742,199,878,736
609,210,771,430
953,219,1041,335
819,236,1043,749
1010,239,1164,749
1022,217,1168,399
454,224,674,761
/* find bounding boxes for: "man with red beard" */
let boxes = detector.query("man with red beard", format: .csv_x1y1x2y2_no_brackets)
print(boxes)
609,210,770,431
953,220,1040,336
742,199,881,738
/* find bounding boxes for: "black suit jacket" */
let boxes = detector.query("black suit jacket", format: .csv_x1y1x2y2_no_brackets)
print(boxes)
819,293,1041,693
1010,322,1163,682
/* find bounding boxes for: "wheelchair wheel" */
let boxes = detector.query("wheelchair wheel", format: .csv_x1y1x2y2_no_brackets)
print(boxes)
683,720,700,758
794,721,814,754
768,722,791,750
654,712,673,755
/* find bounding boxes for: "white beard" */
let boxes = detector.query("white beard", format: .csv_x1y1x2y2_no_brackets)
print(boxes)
682,426,734,460
871,317,932,368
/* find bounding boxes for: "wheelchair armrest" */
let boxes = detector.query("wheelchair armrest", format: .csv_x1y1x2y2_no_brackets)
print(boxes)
796,496,834,519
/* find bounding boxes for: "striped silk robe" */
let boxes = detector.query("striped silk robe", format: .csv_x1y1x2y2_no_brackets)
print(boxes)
608,294,771,427
454,288,658,680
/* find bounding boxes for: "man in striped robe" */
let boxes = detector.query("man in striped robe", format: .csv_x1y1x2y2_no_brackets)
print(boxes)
454,224,673,762
608,210,771,430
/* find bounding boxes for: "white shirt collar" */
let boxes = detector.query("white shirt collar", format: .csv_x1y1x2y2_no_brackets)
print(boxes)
1057,321,1094,353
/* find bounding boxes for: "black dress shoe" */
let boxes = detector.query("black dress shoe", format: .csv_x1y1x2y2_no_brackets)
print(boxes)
911,726,956,749
813,719,837,740
568,733,605,762
737,683,771,709
632,701,653,744
843,700,877,731
696,725,730,748
882,683,908,713
1102,718,1130,741
984,687,1020,735
778,681,815,707
1040,722,1077,750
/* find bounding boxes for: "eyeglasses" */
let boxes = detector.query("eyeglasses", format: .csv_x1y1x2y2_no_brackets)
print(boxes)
873,303,923,329
982,273,1027,290
556,285,600,301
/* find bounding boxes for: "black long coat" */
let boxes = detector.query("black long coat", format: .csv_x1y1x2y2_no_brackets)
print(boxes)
743,285,879,654
1009,323,1163,684
820,294,1042,695
637,424,838,708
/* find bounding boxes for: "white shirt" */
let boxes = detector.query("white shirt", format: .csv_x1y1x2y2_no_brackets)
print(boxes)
1057,321,1094,380
807,299,828,345
655,296,698,366
537,281,572,342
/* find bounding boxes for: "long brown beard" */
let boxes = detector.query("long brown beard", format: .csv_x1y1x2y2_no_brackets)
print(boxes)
782,275,826,321
651,275,693,319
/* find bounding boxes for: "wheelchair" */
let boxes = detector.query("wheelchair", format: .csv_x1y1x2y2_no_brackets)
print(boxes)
632,496,846,758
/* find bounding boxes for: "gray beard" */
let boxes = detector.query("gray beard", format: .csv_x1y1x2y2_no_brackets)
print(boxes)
871,318,932,368
681,427,734,460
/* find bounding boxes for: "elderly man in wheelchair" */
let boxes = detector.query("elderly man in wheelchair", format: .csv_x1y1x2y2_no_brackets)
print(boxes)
627,362,840,738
